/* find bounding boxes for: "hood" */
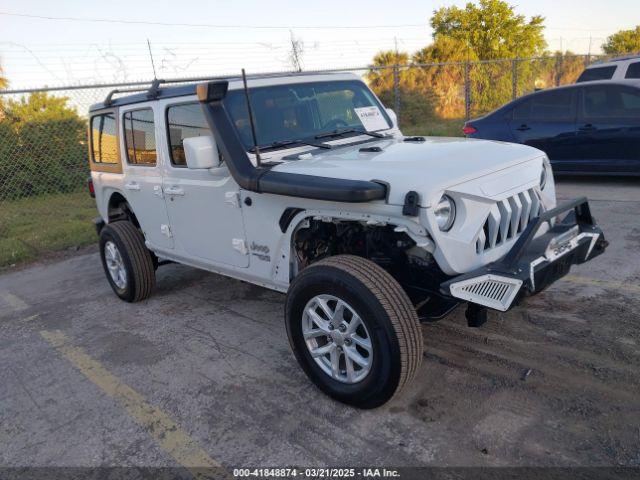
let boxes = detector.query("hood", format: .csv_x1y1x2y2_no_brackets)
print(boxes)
271,136,545,207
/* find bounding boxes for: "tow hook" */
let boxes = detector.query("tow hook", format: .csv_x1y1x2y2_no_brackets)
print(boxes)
466,303,488,328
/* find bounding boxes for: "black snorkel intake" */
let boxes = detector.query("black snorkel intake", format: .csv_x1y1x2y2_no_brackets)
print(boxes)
196,79,387,203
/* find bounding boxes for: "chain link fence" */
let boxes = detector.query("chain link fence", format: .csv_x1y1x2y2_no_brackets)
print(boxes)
0,53,606,265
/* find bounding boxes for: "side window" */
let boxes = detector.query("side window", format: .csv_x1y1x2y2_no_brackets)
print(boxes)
166,103,209,166
583,86,640,118
513,90,574,120
621,90,640,111
91,113,118,163
123,108,157,166
576,66,616,83
512,99,531,120
625,62,640,79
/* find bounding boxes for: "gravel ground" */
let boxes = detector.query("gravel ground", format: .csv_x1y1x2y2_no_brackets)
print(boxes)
0,177,639,473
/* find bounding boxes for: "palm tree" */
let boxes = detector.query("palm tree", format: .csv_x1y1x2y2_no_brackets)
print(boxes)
0,59,7,119
0,59,8,89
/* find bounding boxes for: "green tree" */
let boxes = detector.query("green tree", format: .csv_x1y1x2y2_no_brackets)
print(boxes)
532,51,586,91
5,92,81,126
366,50,437,127
367,0,549,123
602,26,640,55
366,50,412,93
413,36,477,118
426,1,546,116
430,0,546,60
1,92,87,200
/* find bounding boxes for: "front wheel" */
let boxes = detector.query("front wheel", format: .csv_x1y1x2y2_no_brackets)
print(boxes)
285,255,423,408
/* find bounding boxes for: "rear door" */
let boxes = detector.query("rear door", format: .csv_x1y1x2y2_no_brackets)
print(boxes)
577,84,640,173
508,89,579,172
119,104,174,249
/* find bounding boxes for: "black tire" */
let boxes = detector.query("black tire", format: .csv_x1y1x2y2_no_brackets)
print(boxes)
285,255,423,408
99,221,155,302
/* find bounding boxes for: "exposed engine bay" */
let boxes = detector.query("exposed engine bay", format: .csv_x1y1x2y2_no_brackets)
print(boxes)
292,219,457,319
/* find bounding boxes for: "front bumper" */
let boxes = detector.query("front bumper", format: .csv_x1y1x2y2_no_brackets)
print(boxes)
440,197,607,312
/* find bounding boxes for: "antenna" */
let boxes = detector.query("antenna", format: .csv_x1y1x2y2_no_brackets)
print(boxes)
242,68,261,166
147,39,157,79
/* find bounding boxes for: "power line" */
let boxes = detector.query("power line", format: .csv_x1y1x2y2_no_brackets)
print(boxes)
0,11,427,30
0,12,623,33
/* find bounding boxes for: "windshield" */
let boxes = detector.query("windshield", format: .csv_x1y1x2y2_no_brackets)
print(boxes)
223,80,392,150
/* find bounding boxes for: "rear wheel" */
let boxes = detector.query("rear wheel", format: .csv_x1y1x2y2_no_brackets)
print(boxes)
99,221,155,302
285,255,423,408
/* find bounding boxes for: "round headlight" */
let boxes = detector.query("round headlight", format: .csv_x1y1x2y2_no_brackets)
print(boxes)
540,157,550,190
434,194,456,231
540,165,547,190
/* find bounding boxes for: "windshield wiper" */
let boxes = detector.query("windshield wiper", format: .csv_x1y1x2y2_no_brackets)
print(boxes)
250,139,332,153
314,128,390,140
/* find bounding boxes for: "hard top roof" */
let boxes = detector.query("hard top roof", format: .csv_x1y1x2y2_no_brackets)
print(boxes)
589,54,640,66
89,71,361,112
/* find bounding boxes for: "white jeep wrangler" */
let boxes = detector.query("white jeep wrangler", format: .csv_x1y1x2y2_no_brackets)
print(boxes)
88,72,606,408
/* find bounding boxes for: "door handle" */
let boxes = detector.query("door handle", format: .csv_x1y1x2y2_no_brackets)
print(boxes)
516,124,531,131
164,186,185,196
124,182,140,191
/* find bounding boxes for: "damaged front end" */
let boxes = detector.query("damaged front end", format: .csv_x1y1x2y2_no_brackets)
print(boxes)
440,197,607,320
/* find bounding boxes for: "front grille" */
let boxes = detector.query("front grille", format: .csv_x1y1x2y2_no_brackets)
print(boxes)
476,188,544,253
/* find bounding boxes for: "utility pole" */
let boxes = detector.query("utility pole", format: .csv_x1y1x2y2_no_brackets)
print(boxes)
464,36,471,121
289,30,304,72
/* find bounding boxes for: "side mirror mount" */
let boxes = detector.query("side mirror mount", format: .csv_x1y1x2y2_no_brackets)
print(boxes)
183,136,220,169
386,108,398,129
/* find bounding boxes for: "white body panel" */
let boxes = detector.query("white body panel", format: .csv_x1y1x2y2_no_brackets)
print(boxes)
161,166,249,268
90,73,556,291
118,103,174,249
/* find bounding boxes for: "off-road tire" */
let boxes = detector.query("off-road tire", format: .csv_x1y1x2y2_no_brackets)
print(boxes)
99,221,155,302
285,255,423,408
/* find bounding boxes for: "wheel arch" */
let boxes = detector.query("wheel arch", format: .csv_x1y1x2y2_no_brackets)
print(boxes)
104,190,140,228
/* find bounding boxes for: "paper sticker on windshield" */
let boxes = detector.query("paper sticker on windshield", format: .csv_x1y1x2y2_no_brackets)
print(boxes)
354,106,388,132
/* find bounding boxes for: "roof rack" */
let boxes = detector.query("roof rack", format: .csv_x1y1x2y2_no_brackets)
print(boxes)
104,86,151,107
104,78,171,106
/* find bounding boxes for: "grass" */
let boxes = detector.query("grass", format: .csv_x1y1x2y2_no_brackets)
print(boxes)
402,117,465,137
0,191,98,268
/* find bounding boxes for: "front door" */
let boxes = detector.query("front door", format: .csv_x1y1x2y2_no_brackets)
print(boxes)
120,105,174,249
161,101,249,267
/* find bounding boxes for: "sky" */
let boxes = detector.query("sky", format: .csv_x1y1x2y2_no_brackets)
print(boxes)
0,0,639,89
